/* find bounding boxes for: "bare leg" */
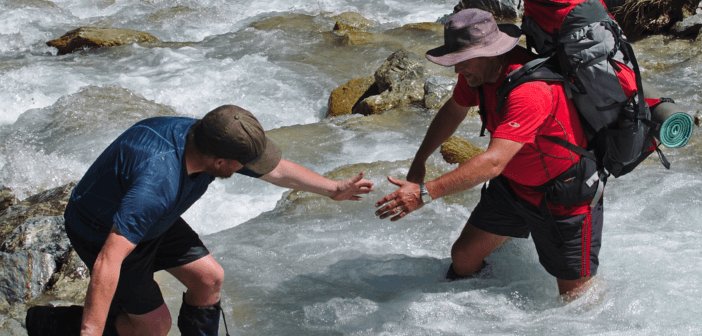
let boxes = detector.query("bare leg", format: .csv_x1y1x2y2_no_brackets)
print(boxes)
558,275,595,301
167,254,225,306
451,222,510,276
115,303,171,336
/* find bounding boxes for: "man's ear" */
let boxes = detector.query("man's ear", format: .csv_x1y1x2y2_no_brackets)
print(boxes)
213,158,225,168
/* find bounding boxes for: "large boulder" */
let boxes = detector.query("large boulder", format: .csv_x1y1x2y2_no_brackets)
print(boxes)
46,27,160,55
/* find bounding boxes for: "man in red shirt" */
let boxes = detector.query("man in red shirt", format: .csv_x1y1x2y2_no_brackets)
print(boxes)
375,9,603,299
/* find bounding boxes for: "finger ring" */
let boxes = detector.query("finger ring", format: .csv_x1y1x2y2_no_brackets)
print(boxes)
395,207,401,213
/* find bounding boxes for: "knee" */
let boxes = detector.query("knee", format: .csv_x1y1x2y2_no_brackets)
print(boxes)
199,262,224,292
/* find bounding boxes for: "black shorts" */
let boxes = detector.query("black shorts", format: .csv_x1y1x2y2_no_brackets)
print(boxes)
468,176,603,280
66,217,210,315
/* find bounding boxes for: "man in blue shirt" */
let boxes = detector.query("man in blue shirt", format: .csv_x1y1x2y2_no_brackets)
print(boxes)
62,105,374,336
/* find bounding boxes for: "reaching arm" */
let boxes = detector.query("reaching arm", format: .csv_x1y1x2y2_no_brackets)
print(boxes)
407,97,470,184
376,137,523,221
259,159,374,201
80,226,136,336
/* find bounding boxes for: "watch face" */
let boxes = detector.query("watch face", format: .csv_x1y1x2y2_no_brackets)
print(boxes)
421,193,431,203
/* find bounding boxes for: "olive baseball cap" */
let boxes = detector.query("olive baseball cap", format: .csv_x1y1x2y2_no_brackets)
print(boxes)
192,105,282,176
426,9,520,66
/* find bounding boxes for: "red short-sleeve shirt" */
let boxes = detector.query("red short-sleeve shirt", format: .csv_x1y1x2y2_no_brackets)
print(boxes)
453,48,590,215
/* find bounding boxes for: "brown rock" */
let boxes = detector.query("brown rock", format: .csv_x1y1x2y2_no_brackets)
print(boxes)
440,136,485,164
46,27,160,55
327,77,377,117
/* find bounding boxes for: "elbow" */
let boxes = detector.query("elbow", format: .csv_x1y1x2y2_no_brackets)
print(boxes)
484,156,507,180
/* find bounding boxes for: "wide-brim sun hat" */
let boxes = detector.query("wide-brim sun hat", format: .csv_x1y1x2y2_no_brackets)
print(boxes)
426,9,521,66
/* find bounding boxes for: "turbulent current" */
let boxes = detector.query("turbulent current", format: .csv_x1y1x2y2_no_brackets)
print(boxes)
2,0,702,335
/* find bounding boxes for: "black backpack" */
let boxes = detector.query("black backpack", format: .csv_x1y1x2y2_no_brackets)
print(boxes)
479,0,669,182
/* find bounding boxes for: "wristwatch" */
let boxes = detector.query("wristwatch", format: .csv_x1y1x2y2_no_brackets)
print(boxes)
420,183,432,204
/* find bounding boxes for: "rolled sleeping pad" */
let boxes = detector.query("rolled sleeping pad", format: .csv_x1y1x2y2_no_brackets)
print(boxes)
643,83,694,148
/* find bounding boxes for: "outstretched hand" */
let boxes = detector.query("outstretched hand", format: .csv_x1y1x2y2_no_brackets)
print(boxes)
330,172,375,201
374,176,424,221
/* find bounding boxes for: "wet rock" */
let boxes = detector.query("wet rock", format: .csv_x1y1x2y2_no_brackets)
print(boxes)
0,182,75,244
327,76,378,117
1,216,71,262
0,251,56,303
454,0,523,21
46,27,160,55
440,136,485,164
670,14,702,37
424,76,457,109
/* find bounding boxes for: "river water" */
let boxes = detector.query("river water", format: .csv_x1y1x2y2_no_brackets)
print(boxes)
2,0,702,335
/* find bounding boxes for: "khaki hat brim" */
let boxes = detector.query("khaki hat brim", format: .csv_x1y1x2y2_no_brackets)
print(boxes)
242,137,282,176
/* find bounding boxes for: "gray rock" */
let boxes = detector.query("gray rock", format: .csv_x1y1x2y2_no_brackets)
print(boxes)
424,76,457,109
1,216,70,261
0,251,56,303
670,14,702,36
373,50,426,93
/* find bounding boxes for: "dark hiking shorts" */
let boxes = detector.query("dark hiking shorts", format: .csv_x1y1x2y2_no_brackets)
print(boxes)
66,217,210,315
468,176,603,280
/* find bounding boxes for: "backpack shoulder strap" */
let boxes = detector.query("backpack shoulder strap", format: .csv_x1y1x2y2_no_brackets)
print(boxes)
495,56,564,114
477,85,487,137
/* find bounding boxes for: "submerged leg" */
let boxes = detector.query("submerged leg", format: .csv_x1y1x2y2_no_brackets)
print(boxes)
558,275,595,301
449,221,508,279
